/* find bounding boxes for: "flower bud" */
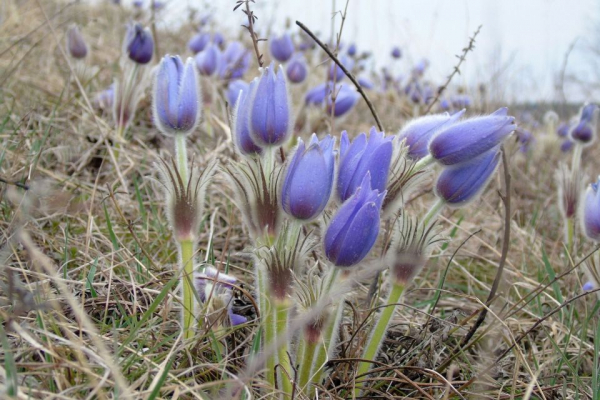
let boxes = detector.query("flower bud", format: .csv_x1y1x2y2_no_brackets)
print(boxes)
358,76,374,90
270,33,294,62
327,84,360,117
188,32,210,53
391,46,401,59
125,23,154,64
561,139,574,152
429,107,516,165
286,55,307,83
232,80,262,156
282,134,335,220
435,148,500,206
194,43,221,76
324,173,386,267
570,103,598,145
67,25,88,59
583,177,600,241
328,56,353,82
227,79,249,108
337,127,394,202
249,63,292,146
398,110,465,160
347,43,357,57
153,55,202,136
557,122,571,137
583,281,596,291
305,83,329,106
94,84,114,110
219,41,251,79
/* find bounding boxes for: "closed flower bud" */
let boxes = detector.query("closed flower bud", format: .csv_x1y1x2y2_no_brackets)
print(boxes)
232,80,262,156
391,46,402,59
327,84,360,117
557,122,571,137
570,104,598,144
305,83,329,106
153,55,202,136
557,164,583,220
282,134,335,220
561,139,574,152
358,76,374,90
583,178,600,241
347,43,357,57
583,281,596,291
324,173,386,267
398,110,465,160
435,148,500,206
67,25,88,59
337,127,394,202
429,107,516,165
270,33,294,62
194,43,221,76
194,267,247,327
188,32,210,53
219,41,251,79
94,84,114,110
328,56,353,82
249,63,292,146
227,79,249,108
286,55,307,83
124,23,154,64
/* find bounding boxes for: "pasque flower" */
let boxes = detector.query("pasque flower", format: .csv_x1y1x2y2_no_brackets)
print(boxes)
583,177,600,241
337,127,394,202
219,41,251,79
570,103,598,144
153,55,201,136
398,110,465,160
249,63,292,146
232,80,262,156
557,122,571,137
286,55,307,83
281,134,335,220
324,173,386,267
227,79,249,108
435,148,500,205
270,33,294,62
194,267,247,327
194,43,221,76
347,43,357,56
188,32,210,53
328,56,353,82
391,46,402,59
67,25,88,59
305,83,329,106
429,107,516,165
327,84,360,117
125,23,154,64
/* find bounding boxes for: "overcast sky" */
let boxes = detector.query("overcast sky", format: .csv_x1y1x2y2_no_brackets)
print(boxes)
160,0,600,103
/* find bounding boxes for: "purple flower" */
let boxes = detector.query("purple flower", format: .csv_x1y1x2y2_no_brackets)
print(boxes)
583,281,595,291
358,77,374,90
561,139,574,152
227,79,249,108
125,23,154,64
435,149,501,205
327,84,360,117
557,122,570,137
429,107,516,165
439,99,450,111
451,94,471,109
219,41,251,79
232,80,262,156
94,85,114,109
305,83,329,106
249,63,291,146
194,43,221,76
398,110,465,160
188,32,210,53
194,267,247,327
583,178,600,241
570,104,597,144
324,173,386,267
412,59,429,76
133,0,143,8
286,55,307,83
270,33,294,62
328,56,353,82
517,128,534,153
391,46,402,59
153,55,201,135
282,135,335,220
347,43,357,57
337,127,394,202
67,25,88,59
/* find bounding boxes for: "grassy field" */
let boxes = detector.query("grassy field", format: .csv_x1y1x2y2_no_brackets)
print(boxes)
1,1,600,399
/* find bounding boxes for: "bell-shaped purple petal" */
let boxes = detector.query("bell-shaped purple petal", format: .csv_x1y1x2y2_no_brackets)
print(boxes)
327,84,359,117
557,122,570,137
435,149,500,205
227,80,249,108
571,121,594,144
583,178,600,241
429,107,516,165
233,80,262,156
229,311,248,326
126,23,154,64
67,25,88,59
195,43,221,76
328,56,354,82
188,32,211,53
286,55,307,83
270,33,294,62
305,83,330,106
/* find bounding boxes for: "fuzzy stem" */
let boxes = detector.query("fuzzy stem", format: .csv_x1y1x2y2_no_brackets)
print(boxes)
414,154,434,172
423,198,445,227
256,264,276,388
175,134,189,183
297,338,317,395
179,239,195,340
275,300,294,396
355,282,405,396
571,143,583,172
567,217,575,254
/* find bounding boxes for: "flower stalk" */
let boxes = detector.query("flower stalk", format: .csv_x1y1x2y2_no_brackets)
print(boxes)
179,239,195,339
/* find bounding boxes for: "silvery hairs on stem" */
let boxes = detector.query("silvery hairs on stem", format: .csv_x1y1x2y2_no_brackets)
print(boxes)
556,163,585,222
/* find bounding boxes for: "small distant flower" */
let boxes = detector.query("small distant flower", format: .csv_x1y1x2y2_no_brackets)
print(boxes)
557,164,582,220
286,55,307,83
249,63,292,146
125,23,154,64
429,107,516,166
324,173,386,267
398,110,465,160
270,33,294,62
194,43,221,76
213,32,225,47
227,79,249,108
153,55,201,136
439,99,450,111
561,139,574,152
328,56,353,82
219,41,251,79
327,84,360,117
232,80,262,156
412,59,429,77
570,103,598,145
557,122,571,137
188,32,211,53
435,149,501,206
282,135,335,220
337,127,394,202
451,94,471,109
358,76,374,90
347,43,357,57
67,25,88,59
583,177,600,241
516,128,534,153
583,281,596,291
194,267,247,327
133,0,143,8
305,83,329,106
94,85,114,110
152,1,165,10
391,46,402,59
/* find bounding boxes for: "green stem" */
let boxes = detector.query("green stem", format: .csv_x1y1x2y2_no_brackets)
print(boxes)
355,282,405,396
414,154,434,172
275,300,293,397
257,264,276,389
179,239,195,340
297,338,317,395
423,198,445,227
175,134,189,183
571,143,582,172
567,217,575,254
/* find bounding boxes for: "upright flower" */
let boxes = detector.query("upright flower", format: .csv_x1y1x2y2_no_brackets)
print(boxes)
557,122,571,137
328,56,353,82
570,103,598,145
347,43,357,57
188,32,211,53
219,41,251,79
281,135,335,220
305,83,330,106
232,80,262,156
286,55,307,83
429,107,516,165
227,79,249,107
270,33,295,62
67,25,88,59
337,127,394,202
124,23,154,64
153,55,201,136
398,110,465,160
194,43,221,76
324,173,386,267
391,46,402,59
327,84,360,117
249,63,292,146
583,177,600,241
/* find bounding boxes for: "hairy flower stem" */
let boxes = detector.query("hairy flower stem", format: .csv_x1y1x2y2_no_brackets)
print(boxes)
297,338,317,395
355,282,406,396
175,134,189,183
571,143,582,173
567,217,575,254
423,198,445,227
275,300,294,396
414,154,434,172
179,239,195,340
